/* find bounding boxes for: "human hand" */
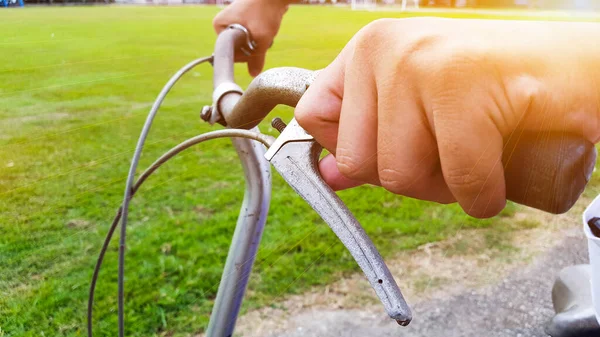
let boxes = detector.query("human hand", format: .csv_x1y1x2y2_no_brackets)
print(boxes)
295,18,600,218
213,0,290,76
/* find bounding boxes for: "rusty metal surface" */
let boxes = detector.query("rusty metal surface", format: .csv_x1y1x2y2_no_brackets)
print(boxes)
222,67,317,129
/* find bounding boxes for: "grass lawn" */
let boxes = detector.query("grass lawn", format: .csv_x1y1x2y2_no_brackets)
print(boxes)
1,5,599,337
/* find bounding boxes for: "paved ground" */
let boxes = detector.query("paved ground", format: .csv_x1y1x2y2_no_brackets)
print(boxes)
266,229,589,337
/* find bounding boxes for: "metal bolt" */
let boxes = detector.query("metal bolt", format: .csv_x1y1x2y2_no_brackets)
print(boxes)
200,105,212,122
271,117,287,133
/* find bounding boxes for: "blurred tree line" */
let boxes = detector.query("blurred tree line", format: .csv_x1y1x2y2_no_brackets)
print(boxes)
20,0,600,10
311,0,600,9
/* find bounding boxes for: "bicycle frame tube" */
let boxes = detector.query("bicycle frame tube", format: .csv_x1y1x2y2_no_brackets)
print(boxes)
206,138,271,337
205,28,272,337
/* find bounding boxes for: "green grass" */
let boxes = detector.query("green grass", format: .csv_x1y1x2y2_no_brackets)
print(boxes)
1,5,599,337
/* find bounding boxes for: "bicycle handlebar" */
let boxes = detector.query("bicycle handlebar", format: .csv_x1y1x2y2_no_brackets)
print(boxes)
206,26,273,337
503,131,595,214
205,23,597,337
212,27,597,215
216,64,596,215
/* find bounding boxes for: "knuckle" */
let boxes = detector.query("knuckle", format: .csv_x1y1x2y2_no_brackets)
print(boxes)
353,18,394,60
384,33,444,90
402,35,440,65
378,168,416,195
358,18,393,41
443,167,488,193
434,46,489,86
336,150,364,180
357,19,446,85
430,54,467,86
508,75,544,111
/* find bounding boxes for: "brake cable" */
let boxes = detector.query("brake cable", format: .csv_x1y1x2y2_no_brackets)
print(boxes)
116,55,212,337
86,55,273,337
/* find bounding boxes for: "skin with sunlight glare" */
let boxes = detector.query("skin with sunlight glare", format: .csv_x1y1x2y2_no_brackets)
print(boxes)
216,0,600,218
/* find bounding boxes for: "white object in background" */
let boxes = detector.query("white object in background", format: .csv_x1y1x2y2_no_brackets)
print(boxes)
351,0,376,10
583,194,600,324
401,0,418,10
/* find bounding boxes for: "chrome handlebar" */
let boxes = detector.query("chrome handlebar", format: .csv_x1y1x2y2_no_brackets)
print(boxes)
204,25,273,337
204,24,414,336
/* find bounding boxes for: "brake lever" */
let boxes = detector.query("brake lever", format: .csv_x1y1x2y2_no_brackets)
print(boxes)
264,118,413,326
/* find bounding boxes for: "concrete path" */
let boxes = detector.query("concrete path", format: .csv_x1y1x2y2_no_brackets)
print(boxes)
265,229,588,337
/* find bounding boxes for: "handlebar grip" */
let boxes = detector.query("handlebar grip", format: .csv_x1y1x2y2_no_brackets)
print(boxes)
503,132,596,214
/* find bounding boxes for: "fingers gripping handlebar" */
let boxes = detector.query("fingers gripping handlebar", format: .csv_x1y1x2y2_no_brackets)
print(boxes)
207,24,597,330
214,64,596,215
209,26,316,129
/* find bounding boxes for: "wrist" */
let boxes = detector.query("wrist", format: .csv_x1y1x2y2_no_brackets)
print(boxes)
251,0,294,14
255,0,297,7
